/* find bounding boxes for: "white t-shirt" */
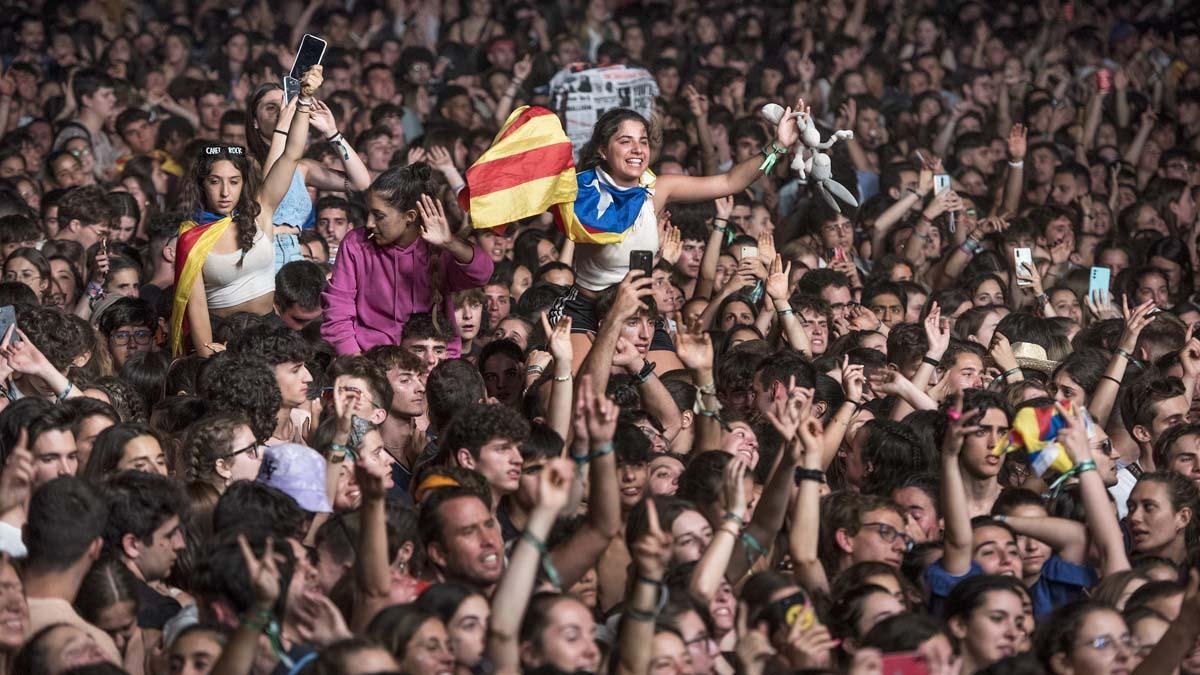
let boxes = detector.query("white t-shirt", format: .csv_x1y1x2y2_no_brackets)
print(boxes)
572,178,659,292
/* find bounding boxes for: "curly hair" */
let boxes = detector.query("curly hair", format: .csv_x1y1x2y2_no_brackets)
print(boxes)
178,145,262,256
16,304,83,372
86,376,148,423
440,402,530,463
227,323,312,366
198,352,281,443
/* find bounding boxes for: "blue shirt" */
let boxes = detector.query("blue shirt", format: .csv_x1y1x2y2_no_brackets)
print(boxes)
1030,555,1097,619
924,559,983,616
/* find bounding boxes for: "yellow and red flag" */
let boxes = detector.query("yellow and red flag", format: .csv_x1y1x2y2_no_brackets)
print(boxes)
458,106,576,231
169,211,233,356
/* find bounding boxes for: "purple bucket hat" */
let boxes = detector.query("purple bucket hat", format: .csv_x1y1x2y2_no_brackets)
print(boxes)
255,443,332,513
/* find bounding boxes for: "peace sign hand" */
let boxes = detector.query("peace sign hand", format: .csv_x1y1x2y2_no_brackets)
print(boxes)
238,534,282,610
631,499,673,579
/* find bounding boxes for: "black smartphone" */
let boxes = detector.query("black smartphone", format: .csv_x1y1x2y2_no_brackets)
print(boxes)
0,305,18,344
757,590,813,633
282,76,302,106
289,34,328,81
630,250,654,275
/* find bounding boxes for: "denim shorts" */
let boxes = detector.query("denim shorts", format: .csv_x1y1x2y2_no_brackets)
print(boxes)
274,233,303,271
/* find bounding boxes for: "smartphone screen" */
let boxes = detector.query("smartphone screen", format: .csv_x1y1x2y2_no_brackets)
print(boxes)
282,76,302,105
289,34,328,81
1014,248,1034,287
0,305,18,345
630,250,653,275
1089,266,1111,304
934,174,951,194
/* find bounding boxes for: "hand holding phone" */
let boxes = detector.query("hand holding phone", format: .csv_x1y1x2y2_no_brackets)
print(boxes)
1089,266,1111,304
289,34,328,81
1014,248,1034,287
741,245,759,260
630,250,654,275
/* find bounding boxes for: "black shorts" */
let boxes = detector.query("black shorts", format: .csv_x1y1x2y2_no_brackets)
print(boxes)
548,286,676,351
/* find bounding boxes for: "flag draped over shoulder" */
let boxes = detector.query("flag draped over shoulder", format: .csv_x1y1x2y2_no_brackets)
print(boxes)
458,105,655,244
992,401,1077,477
458,106,576,231
170,211,233,356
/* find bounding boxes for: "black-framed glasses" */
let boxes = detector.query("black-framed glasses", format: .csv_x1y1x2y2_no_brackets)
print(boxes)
860,522,915,551
111,329,153,346
223,441,260,461
683,632,714,652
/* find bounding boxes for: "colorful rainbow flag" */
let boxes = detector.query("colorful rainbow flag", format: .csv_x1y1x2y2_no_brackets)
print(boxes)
991,402,1078,477
459,106,652,244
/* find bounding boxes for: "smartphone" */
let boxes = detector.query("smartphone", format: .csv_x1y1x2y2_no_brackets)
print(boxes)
630,250,654,275
0,305,18,345
1089,266,1112,304
289,33,328,81
741,245,759,260
881,652,929,675
1014,248,1034,287
1096,69,1112,94
282,75,302,106
934,174,951,194
834,246,846,262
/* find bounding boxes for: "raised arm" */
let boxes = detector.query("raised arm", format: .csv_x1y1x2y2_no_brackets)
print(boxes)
695,197,732,300
685,86,718,178
548,382,622,588
351,434,393,632
654,102,798,207
211,535,281,675
1058,405,1131,575
766,256,811,355
940,398,980,576
1089,298,1155,426
577,272,653,399
542,314,575,441
675,321,720,453
488,459,573,675
616,500,673,675
260,66,323,221
789,418,831,595
689,456,749,602
303,100,372,192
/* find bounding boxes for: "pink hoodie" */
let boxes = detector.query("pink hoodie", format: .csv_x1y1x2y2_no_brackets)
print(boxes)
321,228,494,355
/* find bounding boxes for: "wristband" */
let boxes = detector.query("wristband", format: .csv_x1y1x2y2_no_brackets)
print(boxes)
297,96,314,107
273,129,289,137
1101,375,1122,385
1002,367,1022,380
993,514,1007,524
636,575,664,588
1008,160,1024,168
553,374,572,382
55,382,73,402
794,467,826,484
526,364,545,375
722,511,745,526
1114,347,1136,362
521,530,562,589
922,355,940,367
778,308,794,316
326,130,341,141
636,360,657,383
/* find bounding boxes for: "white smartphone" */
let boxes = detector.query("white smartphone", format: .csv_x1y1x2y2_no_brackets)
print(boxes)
934,174,951,194
1014,248,1034,287
741,245,759,260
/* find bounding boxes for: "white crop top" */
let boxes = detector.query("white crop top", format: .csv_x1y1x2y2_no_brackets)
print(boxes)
573,188,660,292
203,227,275,309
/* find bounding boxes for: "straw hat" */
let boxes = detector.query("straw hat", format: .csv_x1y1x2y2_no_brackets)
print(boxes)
1011,342,1058,375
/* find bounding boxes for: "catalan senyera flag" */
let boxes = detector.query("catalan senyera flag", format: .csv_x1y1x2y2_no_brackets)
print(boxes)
458,106,577,232
459,105,653,244
992,401,1078,477
170,210,233,356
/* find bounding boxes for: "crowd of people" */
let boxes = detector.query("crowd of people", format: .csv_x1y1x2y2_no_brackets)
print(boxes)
2,0,1200,673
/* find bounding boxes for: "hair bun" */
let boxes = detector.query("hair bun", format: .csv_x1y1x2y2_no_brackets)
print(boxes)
410,161,433,181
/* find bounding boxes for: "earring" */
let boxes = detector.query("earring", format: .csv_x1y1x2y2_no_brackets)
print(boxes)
397,561,407,575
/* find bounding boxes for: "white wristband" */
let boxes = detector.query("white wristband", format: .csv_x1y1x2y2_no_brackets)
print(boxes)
1008,160,1024,168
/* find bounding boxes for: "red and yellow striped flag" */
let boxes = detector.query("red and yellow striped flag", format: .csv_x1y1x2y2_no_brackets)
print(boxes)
458,106,577,230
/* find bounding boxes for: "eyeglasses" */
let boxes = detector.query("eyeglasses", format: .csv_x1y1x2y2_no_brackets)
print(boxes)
683,632,714,652
1078,634,1138,652
111,329,153,346
223,441,261,460
860,522,915,551
69,148,93,159
5,271,40,283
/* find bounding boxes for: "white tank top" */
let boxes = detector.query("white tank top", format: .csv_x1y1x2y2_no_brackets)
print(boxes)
203,227,275,309
573,186,659,292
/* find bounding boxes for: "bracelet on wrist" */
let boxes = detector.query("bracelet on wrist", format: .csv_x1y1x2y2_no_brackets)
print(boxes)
553,374,572,382
922,355,940,367
1002,367,1022,381
1008,160,1024,168
273,129,289,137
722,511,745,526
794,467,826,484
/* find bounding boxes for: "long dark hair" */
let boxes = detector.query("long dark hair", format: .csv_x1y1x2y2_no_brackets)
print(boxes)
178,146,262,255
245,83,283,164
578,108,650,172
371,162,447,331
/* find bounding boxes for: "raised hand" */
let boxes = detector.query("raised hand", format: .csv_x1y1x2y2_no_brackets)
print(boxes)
721,455,749,520
292,589,352,647
1007,123,1028,162
583,382,618,445
416,193,453,246
734,600,775,675
674,320,714,371
684,84,709,119
540,313,573,367
990,333,1019,374
238,534,281,609
1118,297,1157,353
757,229,777,265
612,271,655,322
427,145,456,173
775,103,800,148
840,356,865,405
354,447,391,502
535,458,574,515
631,499,673,579
714,195,734,222
406,146,427,166
940,396,984,458
846,304,881,332
781,617,836,669
660,224,682,265
0,429,33,516
513,54,533,82
1053,402,1091,463
612,337,642,372
299,64,324,98
765,377,805,442
1085,289,1120,319
868,369,910,398
1181,324,1200,383
765,255,792,301
2,328,57,382
923,302,949,357
307,100,337,137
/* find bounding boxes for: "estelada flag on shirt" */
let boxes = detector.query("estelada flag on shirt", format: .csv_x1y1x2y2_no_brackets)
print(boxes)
458,105,653,244
169,210,233,356
992,401,1079,477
